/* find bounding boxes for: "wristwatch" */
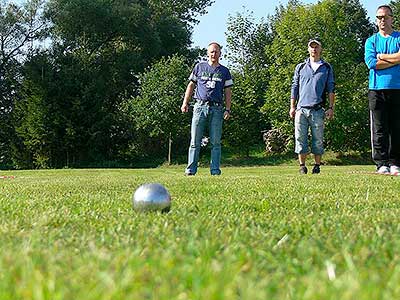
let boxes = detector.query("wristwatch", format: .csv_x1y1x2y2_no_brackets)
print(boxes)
225,109,231,113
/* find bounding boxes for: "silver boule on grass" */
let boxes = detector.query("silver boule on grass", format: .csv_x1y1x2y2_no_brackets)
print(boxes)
132,183,171,212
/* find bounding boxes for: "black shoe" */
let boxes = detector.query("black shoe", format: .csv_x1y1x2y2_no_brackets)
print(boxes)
185,172,195,176
299,165,308,175
211,170,221,176
312,165,320,174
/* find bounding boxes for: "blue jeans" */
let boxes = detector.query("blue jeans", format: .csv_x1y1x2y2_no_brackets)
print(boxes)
295,108,325,155
185,102,224,175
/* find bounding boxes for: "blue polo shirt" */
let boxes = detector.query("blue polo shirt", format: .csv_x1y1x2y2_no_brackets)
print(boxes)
291,58,335,109
189,62,233,103
364,31,400,90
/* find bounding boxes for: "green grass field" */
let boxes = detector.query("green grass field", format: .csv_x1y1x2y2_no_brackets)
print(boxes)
1,165,400,300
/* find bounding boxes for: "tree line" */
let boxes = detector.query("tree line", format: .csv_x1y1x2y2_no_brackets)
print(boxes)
1,0,399,169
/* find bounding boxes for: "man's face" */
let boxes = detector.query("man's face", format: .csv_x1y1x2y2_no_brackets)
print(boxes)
308,43,322,57
207,44,221,63
376,7,393,32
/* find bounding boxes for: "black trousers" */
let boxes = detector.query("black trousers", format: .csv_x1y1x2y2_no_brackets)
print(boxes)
369,89,400,167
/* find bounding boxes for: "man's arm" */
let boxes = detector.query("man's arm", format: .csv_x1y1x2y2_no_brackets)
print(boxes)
181,81,196,113
377,51,400,69
289,98,296,119
289,64,301,119
325,92,335,120
223,87,232,120
364,37,378,69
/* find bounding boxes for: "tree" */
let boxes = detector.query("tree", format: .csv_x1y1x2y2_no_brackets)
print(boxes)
224,10,271,156
389,0,400,29
127,55,191,164
12,0,214,167
148,0,214,25
0,0,47,167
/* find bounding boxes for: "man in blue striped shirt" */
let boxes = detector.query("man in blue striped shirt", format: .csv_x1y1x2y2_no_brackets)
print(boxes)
364,5,400,175
181,42,233,176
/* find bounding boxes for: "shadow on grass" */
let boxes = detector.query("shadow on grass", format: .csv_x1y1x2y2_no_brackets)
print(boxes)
324,151,373,166
222,152,297,167
75,151,374,169
219,151,374,167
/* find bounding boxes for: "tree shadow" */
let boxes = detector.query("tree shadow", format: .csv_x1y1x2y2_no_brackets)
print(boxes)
222,152,297,167
324,152,373,166
221,151,373,167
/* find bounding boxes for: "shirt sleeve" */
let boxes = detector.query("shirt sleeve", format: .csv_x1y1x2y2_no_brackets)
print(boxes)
364,35,378,70
290,64,301,100
327,65,335,94
224,68,233,88
189,64,199,82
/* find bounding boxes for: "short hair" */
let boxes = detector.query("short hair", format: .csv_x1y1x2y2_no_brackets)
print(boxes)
208,42,222,51
377,5,393,15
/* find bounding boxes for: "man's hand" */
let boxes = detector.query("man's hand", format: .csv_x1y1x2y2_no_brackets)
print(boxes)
224,110,230,120
181,103,189,113
325,108,334,120
181,81,195,113
289,107,296,119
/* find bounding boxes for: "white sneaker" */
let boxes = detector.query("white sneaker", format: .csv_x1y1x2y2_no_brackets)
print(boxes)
377,165,390,174
390,165,400,175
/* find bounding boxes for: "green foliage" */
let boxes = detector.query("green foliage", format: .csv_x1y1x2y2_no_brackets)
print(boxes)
225,11,271,156
9,0,213,168
262,0,374,152
389,0,400,29
2,166,400,299
127,55,191,161
224,70,268,156
148,0,215,24
14,80,50,168
45,0,210,63
0,0,48,167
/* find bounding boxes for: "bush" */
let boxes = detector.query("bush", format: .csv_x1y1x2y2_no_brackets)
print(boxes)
262,128,291,153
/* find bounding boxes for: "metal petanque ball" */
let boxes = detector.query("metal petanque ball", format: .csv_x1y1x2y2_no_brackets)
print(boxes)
133,183,171,212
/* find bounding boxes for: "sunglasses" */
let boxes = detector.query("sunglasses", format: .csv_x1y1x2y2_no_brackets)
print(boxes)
376,15,393,21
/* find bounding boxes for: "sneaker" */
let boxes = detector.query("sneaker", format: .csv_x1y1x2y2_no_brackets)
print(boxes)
312,165,320,174
376,165,390,175
211,170,221,176
299,165,308,175
185,172,195,176
390,165,400,175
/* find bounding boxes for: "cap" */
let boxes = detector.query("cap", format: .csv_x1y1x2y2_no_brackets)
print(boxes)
308,39,321,47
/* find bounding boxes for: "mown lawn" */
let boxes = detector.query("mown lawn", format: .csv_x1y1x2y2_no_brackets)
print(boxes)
0,166,399,300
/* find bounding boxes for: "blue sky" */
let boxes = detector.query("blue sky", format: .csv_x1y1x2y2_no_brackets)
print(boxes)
192,0,383,50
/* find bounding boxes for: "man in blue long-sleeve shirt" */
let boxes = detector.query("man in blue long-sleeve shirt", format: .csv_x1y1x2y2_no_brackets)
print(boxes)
290,39,335,174
364,5,400,175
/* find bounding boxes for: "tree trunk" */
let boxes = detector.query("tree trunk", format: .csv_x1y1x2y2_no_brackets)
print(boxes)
168,133,172,165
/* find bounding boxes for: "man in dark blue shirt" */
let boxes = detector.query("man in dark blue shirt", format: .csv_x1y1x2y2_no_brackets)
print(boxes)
290,39,335,174
181,42,233,176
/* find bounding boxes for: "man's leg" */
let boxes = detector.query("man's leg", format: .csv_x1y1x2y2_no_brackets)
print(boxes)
185,104,207,175
388,90,400,168
310,109,324,174
209,106,224,175
369,90,390,170
295,109,309,174
298,153,307,165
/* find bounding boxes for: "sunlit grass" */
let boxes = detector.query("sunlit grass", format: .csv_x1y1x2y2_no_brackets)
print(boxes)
0,166,399,300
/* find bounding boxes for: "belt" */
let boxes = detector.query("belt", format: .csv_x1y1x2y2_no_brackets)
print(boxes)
301,103,323,110
196,100,222,106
